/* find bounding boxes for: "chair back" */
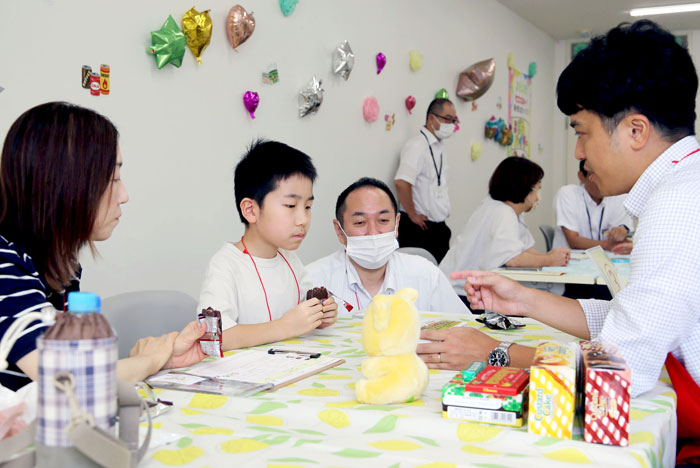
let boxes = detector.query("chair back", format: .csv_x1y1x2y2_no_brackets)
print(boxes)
102,290,198,359
396,247,439,266
539,224,555,252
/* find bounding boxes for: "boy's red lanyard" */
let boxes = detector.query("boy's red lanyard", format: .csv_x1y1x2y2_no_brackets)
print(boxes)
241,237,300,321
671,147,700,164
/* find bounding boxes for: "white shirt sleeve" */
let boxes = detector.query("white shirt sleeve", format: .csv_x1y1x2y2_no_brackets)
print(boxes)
394,139,424,185
197,250,240,330
428,265,468,313
482,208,528,268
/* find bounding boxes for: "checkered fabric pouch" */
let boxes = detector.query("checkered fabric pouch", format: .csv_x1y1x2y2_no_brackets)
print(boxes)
36,336,118,447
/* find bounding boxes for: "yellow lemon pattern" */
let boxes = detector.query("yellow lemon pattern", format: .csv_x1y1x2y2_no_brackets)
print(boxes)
456,423,502,443
188,394,227,409
369,440,422,451
318,409,350,428
221,438,269,453
246,415,284,426
151,446,204,465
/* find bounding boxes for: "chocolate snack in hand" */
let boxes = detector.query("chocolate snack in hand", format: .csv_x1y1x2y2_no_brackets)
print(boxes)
306,286,329,301
198,307,224,358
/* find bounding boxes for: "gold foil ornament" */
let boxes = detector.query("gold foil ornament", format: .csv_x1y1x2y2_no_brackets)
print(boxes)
182,7,213,64
226,5,256,51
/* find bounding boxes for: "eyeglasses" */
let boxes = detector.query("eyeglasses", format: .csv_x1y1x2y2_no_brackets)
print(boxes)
431,113,460,125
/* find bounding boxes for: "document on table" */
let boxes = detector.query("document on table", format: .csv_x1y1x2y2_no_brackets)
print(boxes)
586,245,627,297
148,349,345,395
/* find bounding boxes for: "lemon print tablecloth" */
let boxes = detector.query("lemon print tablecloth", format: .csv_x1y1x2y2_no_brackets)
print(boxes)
141,314,675,468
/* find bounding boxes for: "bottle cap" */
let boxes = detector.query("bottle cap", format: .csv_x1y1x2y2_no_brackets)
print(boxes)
67,292,101,314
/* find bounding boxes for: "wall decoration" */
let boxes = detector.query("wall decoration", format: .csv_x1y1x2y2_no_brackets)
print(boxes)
405,96,416,114
262,63,279,84
182,7,212,64
385,113,396,131
147,15,186,69
243,91,259,119
435,88,448,99
226,5,255,51
298,75,323,117
363,97,379,122
279,0,299,17
507,56,533,158
484,116,512,146
376,53,386,75
456,58,495,101
409,50,423,71
332,40,354,80
471,142,483,161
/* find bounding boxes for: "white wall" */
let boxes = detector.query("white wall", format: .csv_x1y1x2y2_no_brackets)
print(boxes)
0,0,557,298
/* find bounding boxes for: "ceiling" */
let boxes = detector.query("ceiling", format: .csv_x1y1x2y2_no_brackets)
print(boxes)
495,0,700,39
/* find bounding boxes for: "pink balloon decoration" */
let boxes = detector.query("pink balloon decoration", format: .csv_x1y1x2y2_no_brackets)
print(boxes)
363,97,379,122
376,53,386,75
243,91,259,119
405,96,416,114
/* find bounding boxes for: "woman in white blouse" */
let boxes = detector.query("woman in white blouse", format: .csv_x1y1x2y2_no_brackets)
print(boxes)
439,157,570,303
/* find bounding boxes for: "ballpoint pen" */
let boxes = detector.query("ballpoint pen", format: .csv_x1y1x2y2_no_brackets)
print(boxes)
268,348,321,358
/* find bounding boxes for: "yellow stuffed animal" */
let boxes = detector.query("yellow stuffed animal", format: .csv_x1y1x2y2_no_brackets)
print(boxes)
355,288,429,404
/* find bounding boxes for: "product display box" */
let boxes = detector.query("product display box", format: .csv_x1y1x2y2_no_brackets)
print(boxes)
442,365,529,427
578,340,631,446
528,341,577,439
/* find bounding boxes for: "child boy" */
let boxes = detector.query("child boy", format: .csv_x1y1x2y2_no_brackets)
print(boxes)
198,140,338,350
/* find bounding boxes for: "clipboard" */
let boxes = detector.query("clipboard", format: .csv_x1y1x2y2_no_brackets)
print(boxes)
147,349,345,395
586,245,627,297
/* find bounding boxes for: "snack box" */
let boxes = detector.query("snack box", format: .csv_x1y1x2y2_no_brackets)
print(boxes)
461,361,486,382
579,340,631,446
528,341,577,439
442,366,529,427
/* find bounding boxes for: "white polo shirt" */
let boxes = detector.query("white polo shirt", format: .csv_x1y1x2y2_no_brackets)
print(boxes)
197,242,313,330
305,249,466,315
439,196,535,296
552,185,632,249
395,127,450,222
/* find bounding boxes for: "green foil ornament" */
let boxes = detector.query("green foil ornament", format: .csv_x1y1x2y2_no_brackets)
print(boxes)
147,15,187,69
435,88,449,99
279,0,299,16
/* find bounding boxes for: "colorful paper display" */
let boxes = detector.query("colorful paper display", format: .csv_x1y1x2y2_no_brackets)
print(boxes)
528,341,577,439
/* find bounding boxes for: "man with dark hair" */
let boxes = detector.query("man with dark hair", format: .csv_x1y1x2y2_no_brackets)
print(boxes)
394,98,459,263
418,24,700,461
198,140,338,350
306,177,465,314
552,159,633,253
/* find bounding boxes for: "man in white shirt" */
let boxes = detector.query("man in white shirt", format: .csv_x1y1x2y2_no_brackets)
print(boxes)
553,159,633,253
307,177,466,315
394,99,459,263
416,20,700,415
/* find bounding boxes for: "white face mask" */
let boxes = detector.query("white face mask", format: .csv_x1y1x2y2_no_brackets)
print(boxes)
528,189,541,209
433,121,456,140
341,225,399,270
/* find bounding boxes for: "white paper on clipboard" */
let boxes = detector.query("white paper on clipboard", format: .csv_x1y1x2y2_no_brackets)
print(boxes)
586,245,627,297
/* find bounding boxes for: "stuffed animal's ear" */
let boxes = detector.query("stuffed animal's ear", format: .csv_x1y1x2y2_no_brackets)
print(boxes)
372,296,391,331
396,288,418,305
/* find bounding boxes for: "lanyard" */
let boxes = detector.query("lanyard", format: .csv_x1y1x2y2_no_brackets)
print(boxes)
672,148,700,164
420,130,443,186
583,194,605,241
240,237,300,322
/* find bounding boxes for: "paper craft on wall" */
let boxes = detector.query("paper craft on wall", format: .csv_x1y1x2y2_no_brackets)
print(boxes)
409,50,423,71
262,63,279,84
363,97,379,122
507,56,533,158
279,0,299,16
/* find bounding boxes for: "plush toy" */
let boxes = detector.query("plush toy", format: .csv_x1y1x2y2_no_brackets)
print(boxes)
355,288,429,404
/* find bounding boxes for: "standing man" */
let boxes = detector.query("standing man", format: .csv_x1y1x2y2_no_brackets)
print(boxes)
553,159,633,254
394,98,459,263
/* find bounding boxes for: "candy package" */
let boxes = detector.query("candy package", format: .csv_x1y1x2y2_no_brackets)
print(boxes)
198,307,223,358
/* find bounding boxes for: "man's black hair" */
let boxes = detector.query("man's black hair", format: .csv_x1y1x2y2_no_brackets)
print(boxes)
557,20,697,140
425,98,453,123
335,177,398,228
489,156,544,204
234,139,317,224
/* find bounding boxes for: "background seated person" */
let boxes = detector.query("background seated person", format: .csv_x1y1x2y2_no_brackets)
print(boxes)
306,177,466,314
553,159,633,254
439,157,570,306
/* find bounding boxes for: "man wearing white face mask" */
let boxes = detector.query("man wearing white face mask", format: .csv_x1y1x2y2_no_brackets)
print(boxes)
306,178,466,315
394,99,459,263
440,157,570,307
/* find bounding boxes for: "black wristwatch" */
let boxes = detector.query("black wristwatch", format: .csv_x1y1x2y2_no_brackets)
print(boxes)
488,341,513,367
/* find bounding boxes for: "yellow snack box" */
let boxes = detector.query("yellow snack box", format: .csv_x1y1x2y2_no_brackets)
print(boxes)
528,341,577,439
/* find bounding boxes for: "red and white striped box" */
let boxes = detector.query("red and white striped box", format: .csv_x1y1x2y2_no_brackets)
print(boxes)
579,341,631,446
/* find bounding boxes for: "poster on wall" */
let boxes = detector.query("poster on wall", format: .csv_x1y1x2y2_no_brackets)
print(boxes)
507,64,531,158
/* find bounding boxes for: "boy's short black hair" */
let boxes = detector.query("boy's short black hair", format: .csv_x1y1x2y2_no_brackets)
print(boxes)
335,177,398,228
489,156,544,204
234,139,317,224
557,20,697,141
425,98,453,123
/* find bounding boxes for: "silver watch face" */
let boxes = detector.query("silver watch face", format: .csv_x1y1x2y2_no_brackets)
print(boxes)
488,348,509,366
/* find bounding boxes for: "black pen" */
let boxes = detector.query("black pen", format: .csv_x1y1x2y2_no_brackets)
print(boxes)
268,348,321,358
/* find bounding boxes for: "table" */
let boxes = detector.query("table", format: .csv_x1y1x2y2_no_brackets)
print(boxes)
140,313,675,468
494,252,630,286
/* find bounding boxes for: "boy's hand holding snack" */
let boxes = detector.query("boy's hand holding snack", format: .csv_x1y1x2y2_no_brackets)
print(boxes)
280,299,324,336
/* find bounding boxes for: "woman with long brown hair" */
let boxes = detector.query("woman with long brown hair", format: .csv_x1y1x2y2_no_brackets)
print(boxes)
0,102,205,390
